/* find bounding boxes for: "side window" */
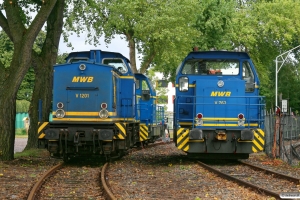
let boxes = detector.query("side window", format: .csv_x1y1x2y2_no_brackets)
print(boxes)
103,58,128,73
243,62,255,92
141,80,150,101
112,75,117,110
136,79,140,89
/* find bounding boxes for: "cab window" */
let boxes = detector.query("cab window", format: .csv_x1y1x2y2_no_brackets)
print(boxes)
141,80,150,101
67,57,89,63
243,61,255,92
103,58,128,73
181,59,238,75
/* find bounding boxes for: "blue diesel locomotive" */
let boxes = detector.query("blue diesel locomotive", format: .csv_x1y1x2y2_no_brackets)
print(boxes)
38,50,164,160
174,50,265,159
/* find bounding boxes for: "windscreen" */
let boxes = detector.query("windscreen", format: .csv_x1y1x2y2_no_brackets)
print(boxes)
181,59,239,75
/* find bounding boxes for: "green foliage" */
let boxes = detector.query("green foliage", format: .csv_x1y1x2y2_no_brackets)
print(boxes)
65,0,199,74
15,128,27,135
147,68,169,107
195,0,236,50
56,53,69,64
16,100,30,113
232,0,300,110
17,66,35,101
0,31,13,68
0,30,48,102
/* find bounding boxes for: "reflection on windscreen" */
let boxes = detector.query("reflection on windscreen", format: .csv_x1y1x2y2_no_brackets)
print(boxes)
181,59,239,75
103,58,128,73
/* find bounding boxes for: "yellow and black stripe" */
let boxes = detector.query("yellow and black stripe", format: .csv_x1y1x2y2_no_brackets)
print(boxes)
176,128,189,151
114,123,127,139
252,128,265,152
139,124,148,141
38,122,49,139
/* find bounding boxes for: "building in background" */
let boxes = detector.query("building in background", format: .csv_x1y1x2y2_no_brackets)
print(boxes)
155,73,175,129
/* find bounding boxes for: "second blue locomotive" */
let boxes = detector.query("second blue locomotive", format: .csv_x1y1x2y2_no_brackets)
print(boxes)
174,50,265,159
38,50,164,160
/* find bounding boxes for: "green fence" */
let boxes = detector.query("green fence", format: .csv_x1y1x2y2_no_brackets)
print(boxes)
15,113,29,129
15,113,53,129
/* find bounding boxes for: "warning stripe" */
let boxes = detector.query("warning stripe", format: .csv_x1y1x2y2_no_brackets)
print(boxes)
139,125,148,141
114,123,127,139
177,128,189,151
252,128,265,153
38,122,49,139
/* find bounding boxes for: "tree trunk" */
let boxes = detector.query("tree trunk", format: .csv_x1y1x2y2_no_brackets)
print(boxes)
0,1,58,160
127,34,138,73
0,92,17,160
139,52,156,74
26,0,65,150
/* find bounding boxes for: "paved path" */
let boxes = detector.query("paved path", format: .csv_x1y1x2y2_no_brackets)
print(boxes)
14,138,27,153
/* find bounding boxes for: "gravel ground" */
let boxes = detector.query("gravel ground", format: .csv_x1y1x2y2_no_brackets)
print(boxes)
107,143,271,199
1,139,299,199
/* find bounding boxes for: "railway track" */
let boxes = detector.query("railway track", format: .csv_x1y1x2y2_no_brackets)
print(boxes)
27,141,167,200
27,161,108,200
197,160,300,199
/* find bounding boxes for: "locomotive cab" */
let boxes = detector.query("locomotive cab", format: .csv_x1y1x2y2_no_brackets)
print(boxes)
135,73,164,143
174,51,265,159
38,50,140,161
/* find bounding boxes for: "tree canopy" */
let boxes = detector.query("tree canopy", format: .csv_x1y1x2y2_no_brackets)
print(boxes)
232,0,300,110
64,0,199,74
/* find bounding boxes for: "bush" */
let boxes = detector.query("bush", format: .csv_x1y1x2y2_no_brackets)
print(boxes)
16,100,30,113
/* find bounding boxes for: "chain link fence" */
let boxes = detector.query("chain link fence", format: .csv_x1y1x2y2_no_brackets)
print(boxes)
265,112,300,165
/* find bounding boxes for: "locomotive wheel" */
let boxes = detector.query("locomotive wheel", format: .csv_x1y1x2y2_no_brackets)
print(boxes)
143,141,148,146
135,142,141,147
63,153,70,162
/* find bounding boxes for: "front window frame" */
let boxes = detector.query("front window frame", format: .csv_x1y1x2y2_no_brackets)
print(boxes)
102,58,128,74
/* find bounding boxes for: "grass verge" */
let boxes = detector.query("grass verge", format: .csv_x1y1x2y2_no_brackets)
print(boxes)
14,149,49,158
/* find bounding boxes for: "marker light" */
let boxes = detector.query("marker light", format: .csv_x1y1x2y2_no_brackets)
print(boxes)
238,113,244,119
57,102,64,109
101,103,107,109
196,113,203,126
197,113,203,119
238,113,245,126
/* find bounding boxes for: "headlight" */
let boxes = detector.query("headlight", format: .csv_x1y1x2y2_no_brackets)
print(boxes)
79,64,86,71
56,109,65,118
179,77,189,92
99,109,109,118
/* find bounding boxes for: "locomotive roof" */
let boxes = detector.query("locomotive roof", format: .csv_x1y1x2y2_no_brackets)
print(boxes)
65,50,131,63
186,51,251,60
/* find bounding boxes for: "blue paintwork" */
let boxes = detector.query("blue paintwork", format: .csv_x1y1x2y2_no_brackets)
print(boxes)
52,50,136,121
175,51,265,130
135,73,157,125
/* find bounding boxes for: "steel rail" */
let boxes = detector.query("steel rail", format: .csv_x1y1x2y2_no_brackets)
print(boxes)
100,141,169,199
27,163,64,200
101,163,116,200
197,161,280,199
239,160,300,184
